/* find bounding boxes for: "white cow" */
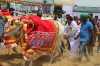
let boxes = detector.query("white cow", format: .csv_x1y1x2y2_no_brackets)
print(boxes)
21,16,66,66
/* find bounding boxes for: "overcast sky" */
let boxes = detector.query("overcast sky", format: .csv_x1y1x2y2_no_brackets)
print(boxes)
75,0,100,7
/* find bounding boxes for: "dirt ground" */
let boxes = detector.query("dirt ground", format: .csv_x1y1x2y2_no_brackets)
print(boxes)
0,46,100,66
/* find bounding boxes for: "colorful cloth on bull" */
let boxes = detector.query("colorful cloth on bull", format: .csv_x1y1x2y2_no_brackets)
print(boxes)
1,9,11,16
28,31,56,48
25,15,57,33
21,15,57,48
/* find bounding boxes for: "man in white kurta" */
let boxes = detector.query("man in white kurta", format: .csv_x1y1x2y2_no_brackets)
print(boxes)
64,20,80,58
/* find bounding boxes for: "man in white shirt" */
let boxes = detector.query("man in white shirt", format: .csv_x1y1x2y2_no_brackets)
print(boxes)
64,15,80,59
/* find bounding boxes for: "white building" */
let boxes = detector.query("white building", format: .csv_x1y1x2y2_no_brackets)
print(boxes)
74,0,100,18
56,0,100,17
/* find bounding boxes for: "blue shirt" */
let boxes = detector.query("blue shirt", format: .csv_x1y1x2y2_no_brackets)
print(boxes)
80,21,93,42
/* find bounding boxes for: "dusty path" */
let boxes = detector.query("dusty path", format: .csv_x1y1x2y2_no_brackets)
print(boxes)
0,47,99,66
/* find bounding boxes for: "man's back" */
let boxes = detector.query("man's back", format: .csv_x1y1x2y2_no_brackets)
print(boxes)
80,21,93,42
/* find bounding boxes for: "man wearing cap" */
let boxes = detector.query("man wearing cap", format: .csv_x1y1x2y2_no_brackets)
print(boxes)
80,15,94,61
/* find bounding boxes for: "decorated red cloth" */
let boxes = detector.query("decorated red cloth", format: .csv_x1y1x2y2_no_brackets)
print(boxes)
1,9,11,16
21,15,57,54
29,15,57,32
21,15,56,34
27,16,57,48
28,31,56,48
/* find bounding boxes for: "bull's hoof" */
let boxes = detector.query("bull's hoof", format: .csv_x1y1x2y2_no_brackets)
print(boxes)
12,48,18,54
50,58,54,64
7,52,12,55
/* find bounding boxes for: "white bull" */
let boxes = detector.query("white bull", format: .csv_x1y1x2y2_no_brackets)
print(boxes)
22,17,66,66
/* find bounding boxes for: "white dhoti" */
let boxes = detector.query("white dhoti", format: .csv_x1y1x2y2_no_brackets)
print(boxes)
69,38,80,58
65,21,80,58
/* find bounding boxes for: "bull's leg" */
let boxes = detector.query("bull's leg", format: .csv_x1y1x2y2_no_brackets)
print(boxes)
59,41,66,56
22,60,31,66
22,60,26,66
49,46,56,63
7,48,12,55
22,56,30,66
22,52,34,66
5,45,12,55
61,37,68,52
49,50,60,63
57,42,64,57
11,43,18,54
12,47,18,53
49,37,63,63
49,53,54,63
60,46,64,56
29,59,33,66
49,47,60,63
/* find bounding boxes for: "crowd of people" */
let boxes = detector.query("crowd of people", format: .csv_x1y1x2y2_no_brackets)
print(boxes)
61,14,100,61
0,7,100,63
